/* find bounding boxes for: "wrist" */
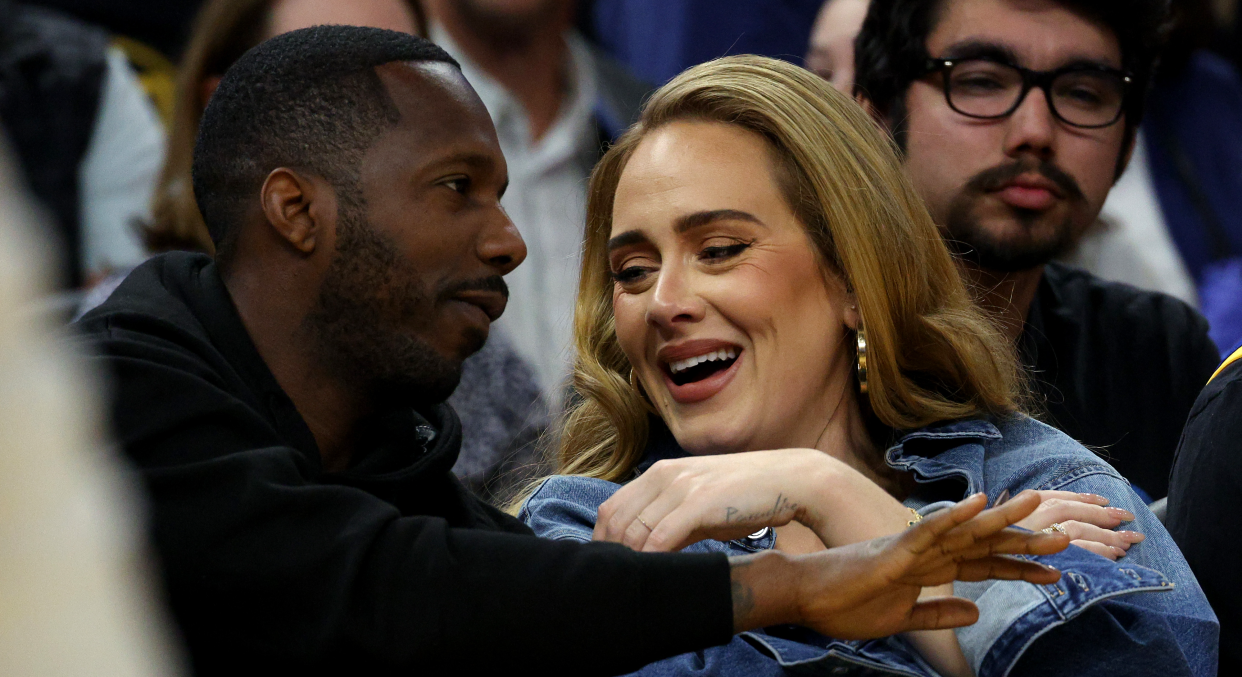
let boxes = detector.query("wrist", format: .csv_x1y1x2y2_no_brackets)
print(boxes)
729,550,801,632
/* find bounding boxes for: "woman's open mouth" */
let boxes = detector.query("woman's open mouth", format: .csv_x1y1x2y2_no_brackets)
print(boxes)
666,347,739,385
658,343,743,404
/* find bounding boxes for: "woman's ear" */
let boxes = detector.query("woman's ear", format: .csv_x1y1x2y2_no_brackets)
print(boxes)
843,295,861,331
260,167,334,255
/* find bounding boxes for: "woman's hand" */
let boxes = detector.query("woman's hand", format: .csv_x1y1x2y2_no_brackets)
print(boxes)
593,448,916,552
1010,490,1145,560
732,491,1069,638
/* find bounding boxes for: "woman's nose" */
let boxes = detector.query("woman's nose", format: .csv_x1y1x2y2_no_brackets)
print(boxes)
646,264,705,329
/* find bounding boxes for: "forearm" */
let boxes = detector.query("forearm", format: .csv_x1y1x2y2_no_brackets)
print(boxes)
730,550,802,632
904,586,974,677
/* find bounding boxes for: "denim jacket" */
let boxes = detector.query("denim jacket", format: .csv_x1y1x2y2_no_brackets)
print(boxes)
519,415,1219,677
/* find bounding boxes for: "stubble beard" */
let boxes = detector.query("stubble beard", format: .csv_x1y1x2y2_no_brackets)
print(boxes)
941,159,1088,273
306,196,464,409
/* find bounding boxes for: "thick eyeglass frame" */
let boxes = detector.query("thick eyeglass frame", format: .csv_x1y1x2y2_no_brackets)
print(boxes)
922,57,1134,129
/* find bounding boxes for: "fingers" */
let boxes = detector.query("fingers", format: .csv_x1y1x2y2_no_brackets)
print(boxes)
899,597,980,632
1072,539,1124,560
1032,490,1111,507
949,556,1062,585
899,493,991,555
593,462,677,543
905,491,1044,558
1060,521,1144,554
1022,498,1134,531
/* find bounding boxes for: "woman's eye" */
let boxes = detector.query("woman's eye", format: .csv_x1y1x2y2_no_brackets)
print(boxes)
700,242,751,261
611,266,652,284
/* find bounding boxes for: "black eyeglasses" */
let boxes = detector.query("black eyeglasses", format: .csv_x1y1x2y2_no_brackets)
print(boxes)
923,58,1133,129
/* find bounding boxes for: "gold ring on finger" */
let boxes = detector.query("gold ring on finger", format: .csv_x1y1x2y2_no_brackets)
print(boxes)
1041,522,1068,536
636,515,653,531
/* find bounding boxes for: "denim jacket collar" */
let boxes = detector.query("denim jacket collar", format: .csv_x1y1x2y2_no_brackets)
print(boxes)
884,418,1003,497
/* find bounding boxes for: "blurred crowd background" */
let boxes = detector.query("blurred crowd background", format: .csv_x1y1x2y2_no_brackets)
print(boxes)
2,0,1241,673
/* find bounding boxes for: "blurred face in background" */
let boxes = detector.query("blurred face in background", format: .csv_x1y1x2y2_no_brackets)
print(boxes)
268,0,421,37
901,0,1128,273
805,0,870,93
441,0,571,44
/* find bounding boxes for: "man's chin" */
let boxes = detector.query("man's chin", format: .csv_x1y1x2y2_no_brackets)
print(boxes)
944,208,1075,273
374,366,463,409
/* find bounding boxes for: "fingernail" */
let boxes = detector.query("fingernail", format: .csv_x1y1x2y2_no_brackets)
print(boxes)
1112,546,1127,558
1078,493,1109,504
1119,530,1146,542
1106,508,1135,520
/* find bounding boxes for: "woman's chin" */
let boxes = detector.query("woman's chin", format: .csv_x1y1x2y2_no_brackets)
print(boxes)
665,415,757,456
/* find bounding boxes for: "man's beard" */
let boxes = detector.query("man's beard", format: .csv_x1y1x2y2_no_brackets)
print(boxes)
305,199,471,409
942,159,1088,273
452,0,564,49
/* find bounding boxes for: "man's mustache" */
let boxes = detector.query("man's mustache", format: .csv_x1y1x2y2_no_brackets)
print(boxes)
965,159,1086,203
437,275,509,302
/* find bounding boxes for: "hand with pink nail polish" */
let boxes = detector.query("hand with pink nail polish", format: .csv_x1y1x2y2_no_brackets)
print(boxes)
1007,490,1142,560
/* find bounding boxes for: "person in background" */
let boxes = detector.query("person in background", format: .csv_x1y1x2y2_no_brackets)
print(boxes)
585,0,823,86
0,1,164,290
1060,0,1242,355
805,0,869,92
0,138,182,676
853,0,1220,502
141,0,546,501
1167,344,1242,676
74,26,1071,674
424,0,650,403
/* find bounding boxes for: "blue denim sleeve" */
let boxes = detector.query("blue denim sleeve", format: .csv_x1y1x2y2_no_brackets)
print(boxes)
956,468,1220,677
520,477,937,676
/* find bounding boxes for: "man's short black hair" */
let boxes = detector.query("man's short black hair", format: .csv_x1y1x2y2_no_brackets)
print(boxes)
192,25,459,263
853,0,1169,162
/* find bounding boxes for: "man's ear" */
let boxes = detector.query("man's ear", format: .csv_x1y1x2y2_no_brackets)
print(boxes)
260,168,333,255
855,93,889,131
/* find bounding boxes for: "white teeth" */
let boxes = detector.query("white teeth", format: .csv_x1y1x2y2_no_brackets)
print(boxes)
668,348,739,374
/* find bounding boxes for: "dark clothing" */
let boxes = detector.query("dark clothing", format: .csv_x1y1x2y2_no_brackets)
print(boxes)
75,252,732,676
1018,262,1220,500
588,0,822,85
27,0,203,59
1167,350,1242,676
0,1,108,288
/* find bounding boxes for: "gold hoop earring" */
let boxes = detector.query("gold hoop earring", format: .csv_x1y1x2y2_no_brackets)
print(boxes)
629,368,657,413
855,324,869,395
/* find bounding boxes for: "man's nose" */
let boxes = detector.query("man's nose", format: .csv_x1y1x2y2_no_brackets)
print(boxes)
1002,89,1058,161
646,262,705,330
477,207,526,276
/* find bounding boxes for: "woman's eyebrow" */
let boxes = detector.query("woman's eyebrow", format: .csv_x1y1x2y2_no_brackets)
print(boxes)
674,209,764,233
608,210,764,252
608,230,649,251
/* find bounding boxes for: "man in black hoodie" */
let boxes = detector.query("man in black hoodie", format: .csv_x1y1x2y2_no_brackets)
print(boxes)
75,26,1065,675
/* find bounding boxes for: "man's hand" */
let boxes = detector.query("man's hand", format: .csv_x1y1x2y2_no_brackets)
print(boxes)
729,491,1068,638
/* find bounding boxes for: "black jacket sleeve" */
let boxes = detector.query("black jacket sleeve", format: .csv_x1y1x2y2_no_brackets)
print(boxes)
89,317,733,676
1167,362,1242,675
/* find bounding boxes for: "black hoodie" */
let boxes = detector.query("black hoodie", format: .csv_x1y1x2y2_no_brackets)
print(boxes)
75,252,731,676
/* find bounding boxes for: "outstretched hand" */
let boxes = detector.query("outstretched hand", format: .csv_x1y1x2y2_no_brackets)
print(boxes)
731,491,1069,638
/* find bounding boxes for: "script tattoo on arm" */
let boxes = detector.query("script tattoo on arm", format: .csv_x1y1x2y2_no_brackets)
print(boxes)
724,492,801,524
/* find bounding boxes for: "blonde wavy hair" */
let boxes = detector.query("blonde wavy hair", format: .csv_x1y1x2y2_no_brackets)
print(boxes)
540,55,1022,490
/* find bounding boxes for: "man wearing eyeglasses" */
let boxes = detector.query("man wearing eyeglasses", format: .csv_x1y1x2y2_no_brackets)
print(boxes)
854,0,1221,504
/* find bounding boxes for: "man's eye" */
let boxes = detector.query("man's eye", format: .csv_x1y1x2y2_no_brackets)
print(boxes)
443,177,470,193
701,243,751,261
